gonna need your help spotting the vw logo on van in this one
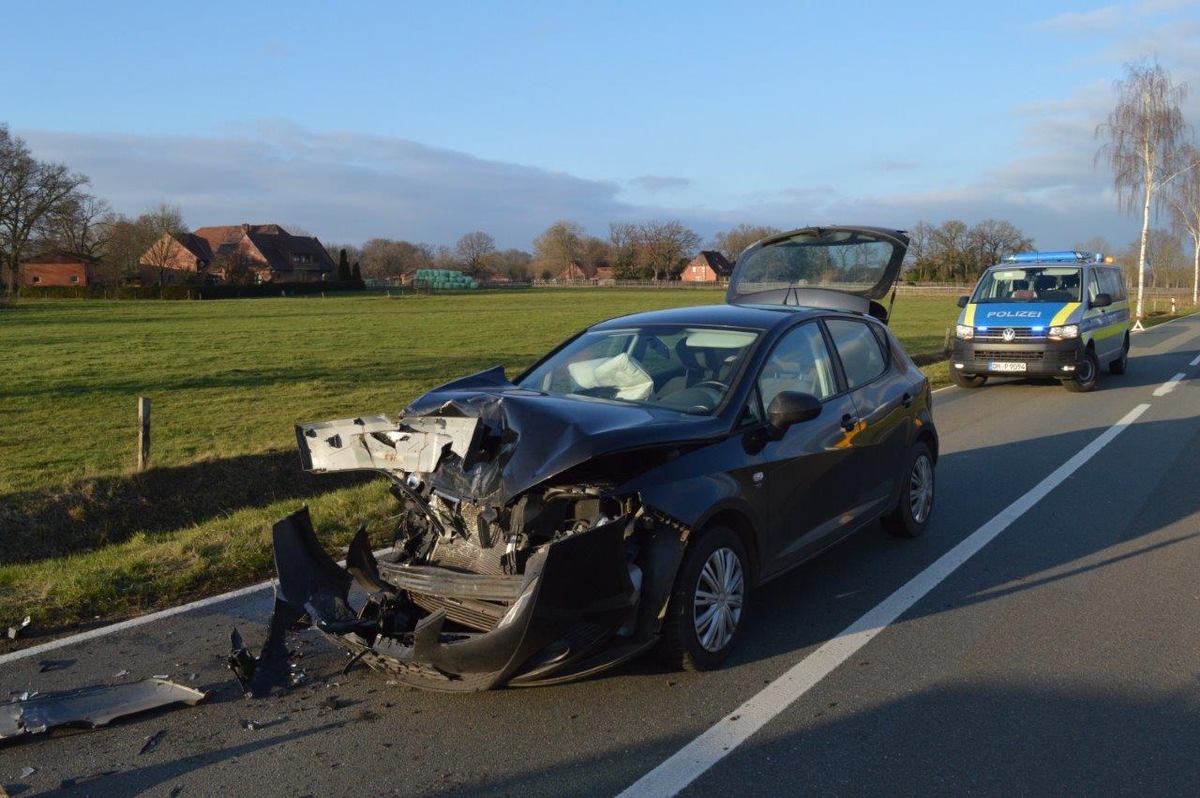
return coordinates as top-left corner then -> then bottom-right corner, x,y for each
1002,327 -> 1016,342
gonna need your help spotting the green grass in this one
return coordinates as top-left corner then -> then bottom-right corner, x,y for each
0,290 -> 959,643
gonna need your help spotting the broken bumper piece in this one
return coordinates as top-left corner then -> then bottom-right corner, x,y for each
0,679 -> 205,739
265,506 -> 648,692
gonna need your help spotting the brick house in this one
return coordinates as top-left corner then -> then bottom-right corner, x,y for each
22,251 -> 99,287
556,260 -> 614,283
138,224 -> 336,285
681,251 -> 733,283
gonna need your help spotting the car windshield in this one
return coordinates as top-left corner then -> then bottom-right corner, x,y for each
517,325 -> 760,415
972,267 -> 1082,303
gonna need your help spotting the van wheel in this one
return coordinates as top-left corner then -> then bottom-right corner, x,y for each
950,369 -> 987,389
657,526 -> 748,671
1063,348 -> 1099,392
882,441 -> 934,538
1109,335 -> 1129,375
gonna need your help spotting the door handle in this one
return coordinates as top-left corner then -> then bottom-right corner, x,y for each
901,392 -> 913,408
840,413 -> 858,432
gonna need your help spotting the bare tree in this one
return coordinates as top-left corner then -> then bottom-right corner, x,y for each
710,223 -> 782,263
360,238 -> 432,279
136,203 -> 189,285
455,231 -> 496,277
1096,60 -> 1194,321
638,220 -> 701,280
41,193 -> 111,258
534,220 -> 584,278
1168,143 -> 1200,303
0,124 -> 91,292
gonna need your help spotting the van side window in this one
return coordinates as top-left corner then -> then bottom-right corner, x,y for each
826,319 -> 887,389
1099,268 -> 1124,301
1087,271 -> 1102,304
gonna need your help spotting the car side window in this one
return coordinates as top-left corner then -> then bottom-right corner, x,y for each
755,323 -> 836,410
825,319 -> 887,390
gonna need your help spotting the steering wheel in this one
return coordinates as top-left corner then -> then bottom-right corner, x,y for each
691,380 -> 729,394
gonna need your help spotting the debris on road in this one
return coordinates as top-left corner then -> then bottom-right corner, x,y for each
139,729 -> 167,754
228,595 -> 306,698
6,616 -> 30,641
0,679 -> 205,740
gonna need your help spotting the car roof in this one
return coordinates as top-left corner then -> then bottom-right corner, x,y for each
589,301 -> 821,332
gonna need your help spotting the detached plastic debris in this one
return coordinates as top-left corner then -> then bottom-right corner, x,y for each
7,615 -> 31,640
0,679 -> 205,740
228,596 -> 307,698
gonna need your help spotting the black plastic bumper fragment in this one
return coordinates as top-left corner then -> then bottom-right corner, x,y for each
263,506 -> 640,691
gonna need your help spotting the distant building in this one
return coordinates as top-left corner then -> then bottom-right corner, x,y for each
557,259 -> 615,284
22,251 -> 99,287
682,251 -> 733,283
138,223 -> 336,285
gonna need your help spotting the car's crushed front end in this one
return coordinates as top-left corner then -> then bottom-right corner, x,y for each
242,371 -> 728,693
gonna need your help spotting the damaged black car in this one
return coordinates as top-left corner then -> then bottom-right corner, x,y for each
266,226 -> 937,691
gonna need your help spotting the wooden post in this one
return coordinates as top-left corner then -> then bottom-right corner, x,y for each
138,397 -> 151,471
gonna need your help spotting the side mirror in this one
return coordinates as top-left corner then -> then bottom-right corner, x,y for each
956,295 -> 970,308
1091,292 -> 1112,308
767,391 -> 822,435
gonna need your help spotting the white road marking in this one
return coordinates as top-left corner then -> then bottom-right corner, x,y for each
0,581 -> 273,667
619,403 -> 1151,798
1154,373 -> 1186,396
0,547 -> 391,667
1190,353 -> 1200,367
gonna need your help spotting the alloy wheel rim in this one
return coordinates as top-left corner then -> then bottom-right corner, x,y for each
909,455 -> 934,523
693,547 -> 744,652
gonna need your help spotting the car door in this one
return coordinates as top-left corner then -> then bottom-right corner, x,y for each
751,321 -> 862,577
823,317 -> 911,522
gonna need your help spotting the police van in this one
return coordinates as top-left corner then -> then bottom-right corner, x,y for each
951,251 -> 1130,392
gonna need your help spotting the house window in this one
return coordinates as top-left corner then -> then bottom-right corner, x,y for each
31,275 -> 41,284
70,275 -> 80,283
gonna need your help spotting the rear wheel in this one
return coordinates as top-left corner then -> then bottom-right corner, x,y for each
658,526 -> 748,671
949,368 -> 987,389
882,440 -> 935,538
1109,335 -> 1129,375
1063,348 -> 1099,392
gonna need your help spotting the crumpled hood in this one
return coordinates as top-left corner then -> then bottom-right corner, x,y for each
404,367 -> 729,504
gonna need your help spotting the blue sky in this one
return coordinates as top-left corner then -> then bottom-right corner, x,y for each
4,1 -> 1199,252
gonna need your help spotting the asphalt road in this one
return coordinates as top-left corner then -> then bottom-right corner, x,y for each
3,316 -> 1199,797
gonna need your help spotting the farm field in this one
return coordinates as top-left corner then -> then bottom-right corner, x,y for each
0,289 -> 961,642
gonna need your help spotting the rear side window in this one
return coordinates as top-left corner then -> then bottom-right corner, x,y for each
826,319 -> 887,389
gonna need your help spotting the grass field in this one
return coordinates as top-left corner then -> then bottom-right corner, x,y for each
0,289 -> 963,643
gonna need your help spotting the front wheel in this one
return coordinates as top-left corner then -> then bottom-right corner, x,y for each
949,368 -> 987,389
1063,348 -> 1099,392
882,440 -> 935,538
657,526 -> 748,671
1109,335 -> 1130,375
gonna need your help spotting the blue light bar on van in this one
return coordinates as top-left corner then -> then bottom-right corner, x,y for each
1003,251 -> 1098,263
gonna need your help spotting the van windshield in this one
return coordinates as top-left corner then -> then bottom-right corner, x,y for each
971,267 -> 1082,304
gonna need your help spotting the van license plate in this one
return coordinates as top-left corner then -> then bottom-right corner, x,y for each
989,362 -> 1026,373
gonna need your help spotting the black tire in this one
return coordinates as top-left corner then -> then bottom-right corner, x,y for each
882,440 -> 935,538
1109,335 -> 1130,375
657,526 -> 748,671
949,368 -> 987,389
1063,348 -> 1099,392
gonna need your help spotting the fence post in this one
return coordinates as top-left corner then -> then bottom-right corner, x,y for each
138,397 -> 151,471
